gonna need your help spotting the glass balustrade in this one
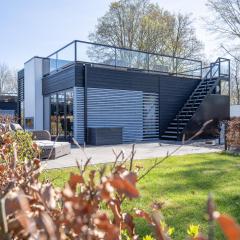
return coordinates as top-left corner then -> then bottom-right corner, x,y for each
45,40 -> 211,79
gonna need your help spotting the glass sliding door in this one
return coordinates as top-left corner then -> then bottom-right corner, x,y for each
50,94 -> 58,136
57,91 -> 65,137
66,90 -> 74,138
49,89 -> 74,140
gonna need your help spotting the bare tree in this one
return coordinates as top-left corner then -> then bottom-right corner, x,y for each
0,63 -> 17,94
230,57 -> 240,104
206,0 -> 240,104
167,14 -> 203,59
207,0 -> 240,41
89,0 -> 203,60
206,0 -> 240,58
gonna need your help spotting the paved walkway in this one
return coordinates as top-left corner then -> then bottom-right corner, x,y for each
43,140 -> 223,170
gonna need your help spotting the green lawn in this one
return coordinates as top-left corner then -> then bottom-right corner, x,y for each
42,152 -> 240,239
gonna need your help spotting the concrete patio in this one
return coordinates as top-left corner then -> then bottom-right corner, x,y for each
42,140 -> 223,170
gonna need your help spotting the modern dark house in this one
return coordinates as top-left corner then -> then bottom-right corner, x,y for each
17,40 -> 230,144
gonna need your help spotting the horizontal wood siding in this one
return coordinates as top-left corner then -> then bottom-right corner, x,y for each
87,88 -> 143,142
45,65 -> 200,141
159,76 -> 199,133
87,66 -> 159,93
42,65 -> 76,95
75,63 -> 84,87
73,87 -> 84,143
18,69 -> 24,80
85,66 -> 200,135
0,102 -> 17,111
17,70 -> 24,102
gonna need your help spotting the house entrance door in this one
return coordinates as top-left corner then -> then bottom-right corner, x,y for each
50,89 -> 73,140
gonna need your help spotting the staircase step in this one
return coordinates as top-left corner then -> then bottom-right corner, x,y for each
161,135 -> 178,140
198,86 -> 213,91
165,131 -> 178,135
191,94 -> 204,97
186,103 -> 202,107
200,81 -> 215,85
196,87 -> 212,92
188,99 -> 203,103
181,107 -> 196,110
173,118 -> 190,122
168,126 -> 184,131
192,91 -> 206,94
203,81 -> 215,85
199,82 -> 214,85
162,67 -> 220,141
182,107 -> 197,110
170,122 -> 187,126
202,81 -> 214,85
177,116 -> 193,120
193,92 -> 207,95
180,111 -> 195,114
190,96 -> 205,100
178,114 -> 193,118
201,78 -> 215,82
186,101 -> 201,104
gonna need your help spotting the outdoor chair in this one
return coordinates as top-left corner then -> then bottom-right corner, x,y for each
9,123 -> 71,160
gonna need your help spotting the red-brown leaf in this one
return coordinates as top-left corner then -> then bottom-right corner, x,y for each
68,173 -> 84,191
94,213 -> 119,240
216,213 -> 240,240
109,173 -> 139,198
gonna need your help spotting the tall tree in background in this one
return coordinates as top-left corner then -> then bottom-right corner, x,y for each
0,63 -> 17,94
89,0 -> 203,60
207,0 -> 240,104
231,58 -> 240,104
207,0 -> 240,42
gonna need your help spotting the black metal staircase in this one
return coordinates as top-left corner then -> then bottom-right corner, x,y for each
161,58 -> 230,141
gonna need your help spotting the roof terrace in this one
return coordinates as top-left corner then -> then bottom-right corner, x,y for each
45,40 -> 230,79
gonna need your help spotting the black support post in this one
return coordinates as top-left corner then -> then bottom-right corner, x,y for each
84,64 -> 88,144
158,78 -> 161,139
74,40 -> 77,61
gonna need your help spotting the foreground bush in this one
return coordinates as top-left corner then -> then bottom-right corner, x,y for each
226,117 -> 240,150
0,128 -> 240,239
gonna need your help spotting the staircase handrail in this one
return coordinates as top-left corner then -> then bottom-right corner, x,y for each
176,58 -> 222,139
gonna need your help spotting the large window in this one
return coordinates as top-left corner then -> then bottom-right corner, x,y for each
58,91 -> 65,137
50,89 -> 73,140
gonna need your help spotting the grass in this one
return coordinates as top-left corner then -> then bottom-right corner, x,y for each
42,152 -> 240,239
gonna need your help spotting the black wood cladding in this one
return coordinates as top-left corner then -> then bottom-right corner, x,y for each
17,69 -> 24,102
42,67 -> 74,94
84,66 -> 159,92
42,63 -> 200,134
159,77 -> 199,133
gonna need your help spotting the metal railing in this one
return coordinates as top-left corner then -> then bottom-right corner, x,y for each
176,57 -> 230,139
46,40 -> 203,78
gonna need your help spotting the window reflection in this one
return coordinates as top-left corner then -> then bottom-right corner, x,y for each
58,92 -> 65,137
50,89 -> 73,140
66,91 -> 73,137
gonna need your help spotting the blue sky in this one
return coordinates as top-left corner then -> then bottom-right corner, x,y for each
0,0 -> 220,69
